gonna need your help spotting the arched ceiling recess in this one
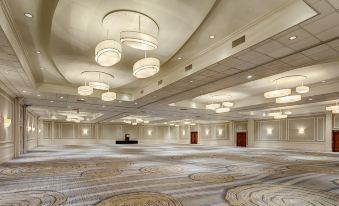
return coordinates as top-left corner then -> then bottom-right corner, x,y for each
49,0 -> 216,88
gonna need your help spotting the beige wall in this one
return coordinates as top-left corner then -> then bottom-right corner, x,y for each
38,121 -> 232,146
252,115 -> 330,152
0,89 -> 14,163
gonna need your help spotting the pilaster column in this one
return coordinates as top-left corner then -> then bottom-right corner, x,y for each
325,112 -> 333,152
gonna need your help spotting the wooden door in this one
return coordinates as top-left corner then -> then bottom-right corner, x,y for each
236,132 -> 247,147
191,132 -> 198,144
333,131 -> 339,152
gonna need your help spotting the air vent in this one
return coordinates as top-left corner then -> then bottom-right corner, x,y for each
232,35 -> 245,48
185,64 -> 193,71
158,80 -> 163,85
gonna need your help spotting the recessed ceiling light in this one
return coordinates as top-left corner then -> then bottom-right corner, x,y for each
118,100 -> 122,103
321,80 -> 326,83
189,80 -> 193,83
36,51 -> 41,54
308,98 -> 313,101
209,35 -> 215,39
49,100 -> 54,103
24,13 -> 33,18
247,75 -> 253,79
288,36 -> 297,40
134,102 -> 138,105
177,57 -> 182,60
22,90 -> 27,93
60,96 -> 64,99
37,94 -> 41,97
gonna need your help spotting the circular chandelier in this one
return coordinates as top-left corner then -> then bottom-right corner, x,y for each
133,57 -> 160,78
326,100 -> 339,114
268,109 -> 289,119
264,75 -> 310,104
78,71 -> 116,101
205,95 -> 234,113
101,10 -> 160,79
95,40 -> 122,67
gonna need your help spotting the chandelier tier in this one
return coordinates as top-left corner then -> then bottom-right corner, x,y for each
102,91 -> 117,101
326,100 -> 339,114
276,95 -> 301,104
264,75 -> 309,104
205,94 -> 234,113
264,89 -> 291,98
121,31 -> 158,50
216,107 -> 230,113
78,71 -> 116,101
89,82 -> 109,90
95,40 -> 122,67
78,85 -> 93,96
133,57 -> 160,78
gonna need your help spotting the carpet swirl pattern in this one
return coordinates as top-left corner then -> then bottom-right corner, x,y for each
0,144 -> 338,205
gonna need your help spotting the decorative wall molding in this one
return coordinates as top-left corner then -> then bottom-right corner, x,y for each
255,115 -> 325,143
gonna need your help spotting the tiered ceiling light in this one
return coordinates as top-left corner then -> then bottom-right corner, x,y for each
95,40 -> 122,67
264,75 -> 309,104
94,10 -> 160,81
326,100 -> 339,114
78,71 -> 116,102
268,109 -> 289,119
205,95 -> 234,113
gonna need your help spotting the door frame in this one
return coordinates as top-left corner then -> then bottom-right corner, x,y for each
236,132 -> 247,147
333,130 -> 339,152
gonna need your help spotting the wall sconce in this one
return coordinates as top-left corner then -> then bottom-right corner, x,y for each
205,129 -> 209,135
298,128 -> 305,134
147,130 -> 152,135
38,129 -> 41,133
28,126 -> 32,131
218,129 -> 223,135
32,127 -> 36,132
83,129 -> 88,135
4,118 -> 11,128
267,128 -> 273,135
182,130 -> 186,136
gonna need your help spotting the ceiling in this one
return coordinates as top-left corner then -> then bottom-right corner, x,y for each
1,0 -> 339,124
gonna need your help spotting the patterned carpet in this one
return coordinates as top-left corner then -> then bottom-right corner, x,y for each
0,144 -> 339,206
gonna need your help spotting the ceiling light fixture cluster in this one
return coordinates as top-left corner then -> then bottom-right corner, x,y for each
95,11 -> 160,79
123,118 -> 150,125
326,100 -> 339,114
206,95 -> 234,113
78,71 -> 117,101
268,109 -> 290,119
264,75 -> 309,104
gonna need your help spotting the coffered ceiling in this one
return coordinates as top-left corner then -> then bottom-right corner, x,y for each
1,0 -> 339,124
